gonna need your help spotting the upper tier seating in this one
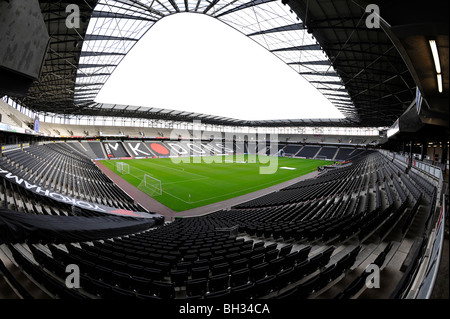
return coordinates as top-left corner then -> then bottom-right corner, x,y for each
297,146 -> 320,158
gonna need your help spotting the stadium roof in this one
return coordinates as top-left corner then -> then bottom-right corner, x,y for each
8,0 -> 448,129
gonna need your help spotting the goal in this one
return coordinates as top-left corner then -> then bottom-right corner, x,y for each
139,174 -> 162,196
116,162 -> 129,174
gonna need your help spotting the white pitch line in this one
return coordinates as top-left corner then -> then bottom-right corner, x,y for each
172,171 -> 311,204
138,160 -> 209,179
129,163 -> 210,185
163,177 -> 210,186
160,189 -> 192,204
116,157 -> 314,206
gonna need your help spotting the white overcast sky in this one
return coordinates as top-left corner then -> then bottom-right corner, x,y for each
95,13 -> 344,121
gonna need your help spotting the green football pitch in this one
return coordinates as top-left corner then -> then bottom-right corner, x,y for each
101,155 -> 332,212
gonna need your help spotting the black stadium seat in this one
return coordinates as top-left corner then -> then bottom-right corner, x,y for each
151,281 -> 175,299
211,262 -> 229,276
205,289 -> 231,299
275,267 -> 294,290
230,268 -> 250,287
230,282 -> 254,299
170,269 -> 189,286
279,244 -> 293,257
0,141 -> 440,302
253,275 -> 276,298
208,273 -> 229,292
186,278 -> 208,297
191,266 -> 210,280
250,262 -> 269,281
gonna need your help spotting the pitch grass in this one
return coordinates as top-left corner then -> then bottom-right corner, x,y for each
101,155 -> 332,212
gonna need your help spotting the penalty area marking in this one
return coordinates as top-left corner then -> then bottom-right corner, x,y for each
137,159 -> 209,179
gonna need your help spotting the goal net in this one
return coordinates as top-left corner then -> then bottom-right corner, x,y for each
138,174 -> 162,196
116,162 -> 129,174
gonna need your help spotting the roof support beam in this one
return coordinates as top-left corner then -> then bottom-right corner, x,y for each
84,34 -> 139,42
167,0 -> 180,12
271,44 -> 321,52
288,60 -> 331,66
81,51 -> 126,57
216,0 -> 276,18
91,10 -> 157,22
203,0 -> 220,14
247,23 -> 305,36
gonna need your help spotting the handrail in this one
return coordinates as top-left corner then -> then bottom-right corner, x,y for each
379,150 -> 446,299
414,195 -> 446,299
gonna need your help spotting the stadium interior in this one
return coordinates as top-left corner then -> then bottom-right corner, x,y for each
0,0 -> 448,307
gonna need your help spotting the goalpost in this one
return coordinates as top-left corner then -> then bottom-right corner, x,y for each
138,174 -> 162,196
116,162 -> 129,174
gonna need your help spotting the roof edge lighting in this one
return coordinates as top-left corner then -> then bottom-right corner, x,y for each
429,40 -> 441,73
429,39 -> 442,93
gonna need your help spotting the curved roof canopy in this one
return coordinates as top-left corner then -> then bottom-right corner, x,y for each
16,0 -> 425,128
75,0 -> 354,124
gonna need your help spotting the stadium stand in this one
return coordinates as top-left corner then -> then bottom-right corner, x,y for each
123,141 -> 153,158
1,145 -> 443,300
283,144 -> 303,156
86,141 -> 107,159
334,148 -> 355,161
296,145 -> 321,159
0,101 -> 177,139
0,100 -> 33,130
103,141 -> 130,158
316,147 -> 338,160
0,0 -> 447,305
65,141 -> 96,159
0,143 -> 145,213
27,121 -> 172,139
